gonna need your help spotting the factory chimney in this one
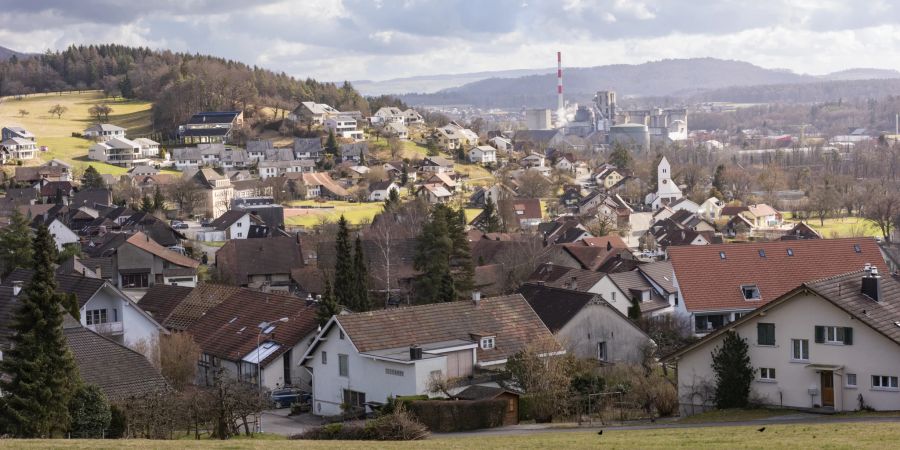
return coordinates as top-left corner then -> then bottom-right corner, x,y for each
557,51 -> 563,113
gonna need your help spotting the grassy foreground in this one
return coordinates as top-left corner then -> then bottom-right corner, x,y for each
0,91 -> 153,175
5,421 -> 900,449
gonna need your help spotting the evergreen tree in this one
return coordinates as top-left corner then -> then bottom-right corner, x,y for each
447,207 -> 474,297
68,384 -> 111,438
0,225 -> 81,437
479,198 -> 502,233
351,236 -> 371,312
400,164 -> 409,186
608,142 -> 633,170
140,195 -> 154,213
712,164 -> 727,194
332,216 -> 355,309
627,296 -> 641,320
325,130 -> 338,157
414,206 -> 453,304
316,278 -> 340,327
0,210 -> 34,277
81,166 -> 105,189
152,186 -> 165,212
118,74 -> 134,98
711,331 -> 754,409
384,188 -> 401,212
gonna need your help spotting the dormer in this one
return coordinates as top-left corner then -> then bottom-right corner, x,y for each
470,333 -> 496,350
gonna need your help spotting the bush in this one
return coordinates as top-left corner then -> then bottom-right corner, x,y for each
68,384 -> 112,438
107,404 -> 126,439
406,399 -> 506,432
653,383 -> 679,417
293,407 -> 428,441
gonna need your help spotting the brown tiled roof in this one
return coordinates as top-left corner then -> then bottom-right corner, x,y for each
138,284 -> 193,322
720,205 -> 748,216
291,266 -> 327,295
335,294 -> 561,364
126,232 -> 199,268
64,324 -> 169,402
301,172 -> 349,197
526,263 -> 606,291
668,238 -> 888,313
216,236 -> 304,285
163,283 -> 244,331
474,264 -> 507,296
186,289 -> 319,367
508,198 -> 542,220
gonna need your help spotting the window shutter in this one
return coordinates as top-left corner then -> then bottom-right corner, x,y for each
757,323 -> 765,345
768,324 -> 775,345
843,327 -> 853,345
814,326 -> 824,343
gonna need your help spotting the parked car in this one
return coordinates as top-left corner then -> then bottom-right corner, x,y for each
173,223 -> 189,230
170,220 -> 184,227
270,388 -> 309,409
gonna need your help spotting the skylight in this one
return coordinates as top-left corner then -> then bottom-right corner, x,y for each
741,284 -> 761,300
758,249 -> 766,258
719,251 -> 726,260
854,244 -> 862,253
786,248 -> 794,256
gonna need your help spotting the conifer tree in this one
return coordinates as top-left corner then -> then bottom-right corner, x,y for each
0,225 -> 80,437
414,206 -> 453,304
316,278 -> 340,327
479,197 -> 501,233
711,331 -> 754,409
447,207 -> 474,297
400,164 -> 409,186
325,130 -> 338,158
152,185 -> 165,212
81,166 -> 105,189
140,195 -> 154,213
351,236 -> 371,312
0,210 -> 34,277
332,215 -> 355,309
384,188 -> 401,212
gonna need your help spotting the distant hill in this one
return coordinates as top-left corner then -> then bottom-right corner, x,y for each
819,68 -> 900,81
689,78 -> 900,104
0,45 -> 31,61
353,67 -> 553,96
400,58 -> 819,107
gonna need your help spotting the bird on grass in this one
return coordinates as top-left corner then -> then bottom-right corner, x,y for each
597,430 -> 603,435
757,427 -> 766,432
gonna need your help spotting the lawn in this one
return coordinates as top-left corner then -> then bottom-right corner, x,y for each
0,90 -> 153,175
782,212 -> 882,239
7,421 -> 900,448
284,200 -> 386,228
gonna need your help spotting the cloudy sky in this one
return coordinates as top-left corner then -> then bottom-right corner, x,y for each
1,0 -> 900,82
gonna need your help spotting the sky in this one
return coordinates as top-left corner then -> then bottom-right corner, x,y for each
1,0 -> 900,82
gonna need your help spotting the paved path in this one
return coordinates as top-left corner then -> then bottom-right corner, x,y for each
257,409 -> 324,437
438,414 -> 900,438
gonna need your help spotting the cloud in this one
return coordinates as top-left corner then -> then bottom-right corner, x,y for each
0,0 -> 898,82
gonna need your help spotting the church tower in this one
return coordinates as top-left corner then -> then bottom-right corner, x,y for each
653,156 -> 682,209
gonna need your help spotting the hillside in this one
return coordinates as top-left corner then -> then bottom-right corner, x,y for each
0,45 -> 30,61
353,67 -> 553,95
0,91 -> 154,176
820,68 -> 900,81
689,78 -> 900,104
400,58 -> 817,107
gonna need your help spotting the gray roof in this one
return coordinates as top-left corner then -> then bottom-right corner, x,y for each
637,261 -> 675,294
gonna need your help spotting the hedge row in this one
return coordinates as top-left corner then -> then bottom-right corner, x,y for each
406,399 -> 507,432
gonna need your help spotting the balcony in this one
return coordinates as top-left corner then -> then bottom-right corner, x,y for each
87,321 -> 124,336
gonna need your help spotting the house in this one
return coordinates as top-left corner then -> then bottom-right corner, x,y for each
170,147 -> 202,169
187,288 -> 320,390
368,181 -> 400,202
468,184 -> 515,208
371,107 -> 404,124
106,232 -> 199,291
488,136 -> 512,153
215,236 -> 304,293
293,138 -> 323,160
88,137 -> 149,167
402,109 -> 423,125
645,157 -> 683,210
384,122 -> 409,140
666,268 -> 900,415
31,215 -> 78,251
72,188 -> 112,209
420,156 -> 454,173
538,217 -> 592,245
190,168 -> 233,219
128,165 -> 159,177
2,126 -> 35,142
435,122 -> 478,151
745,204 -> 783,228
178,111 -> 243,144
520,152 -> 545,169
539,235 -> 632,271
417,184 -> 453,204
425,172 -> 458,192
289,102 -> 339,125
668,238 -> 889,336
518,283 -> 653,364
63,318 -> 169,403
38,181 -> 75,204
340,142 -> 368,163
698,197 -> 725,221
301,294 -> 562,416
1,137 -> 37,160
206,210 -> 268,240
83,123 -> 126,141
526,263 -> 607,293
4,269 -> 166,348
592,270 -> 673,317
15,163 -> 70,184
297,172 -> 350,199
594,167 -> 626,190
782,222 -> 823,240
468,145 -> 498,164
258,159 -> 316,179
325,115 -> 364,140
133,137 -> 160,158
507,198 -> 543,229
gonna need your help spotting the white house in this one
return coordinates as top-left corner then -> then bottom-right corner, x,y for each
667,268 -> 900,415
645,156 -> 683,210
5,270 -> 166,349
301,294 -> 562,416
84,124 -> 126,142
1,137 -> 38,160
46,218 -> 79,251
489,136 -> 512,153
592,270 -> 673,317
468,145 -> 497,164
698,197 -> 725,221
325,115 -> 364,141
88,137 -> 149,168
384,122 -> 409,140
368,181 -> 399,202
133,137 -> 161,158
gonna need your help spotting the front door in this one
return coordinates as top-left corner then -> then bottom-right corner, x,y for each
821,371 -> 834,407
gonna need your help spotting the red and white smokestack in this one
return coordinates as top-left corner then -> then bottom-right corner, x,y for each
557,51 -> 563,113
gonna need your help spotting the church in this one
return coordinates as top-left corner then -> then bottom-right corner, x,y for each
645,156 -> 683,210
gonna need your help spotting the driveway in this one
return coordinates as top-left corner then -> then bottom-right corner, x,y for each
259,409 -> 324,437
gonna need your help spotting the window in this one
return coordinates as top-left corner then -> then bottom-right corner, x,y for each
872,375 -> 899,390
339,329 -> 345,340
846,373 -> 857,388
759,368 -> 776,381
791,339 -> 809,361
237,232 -> 243,238
719,251 -> 726,260
597,342 -> 608,362
385,368 -> 404,377
786,248 -> 794,256
338,354 -> 349,377
321,351 -> 327,365
757,323 -> 775,346
742,284 -> 761,300
758,249 -> 766,258
237,222 -> 243,227
853,244 -> 862,253
611,292 -> 616,302
85,309 -> 108,325
480,337 -> 495,350
343,389 -> 366,408
816,326 -> 853,345
121,272 -> 149,288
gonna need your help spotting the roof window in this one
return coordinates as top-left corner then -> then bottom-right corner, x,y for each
719,251 -> 726,260
853,244 -> 862,253
786,248 -> 793,256
741,284 -> 761,301
758,249 -> 766,258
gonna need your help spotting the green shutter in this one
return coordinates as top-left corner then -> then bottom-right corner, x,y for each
768,324 -> 775,345
814,326 -> 825,343
757,323 -> 764,345
843,327 -> 853,345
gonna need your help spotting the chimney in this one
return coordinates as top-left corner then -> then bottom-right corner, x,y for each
570,276 -> 578,290
472,290 -> 482,305
11,281 -> 23,297
409,345 -> 423,361
861,265 -> 882,302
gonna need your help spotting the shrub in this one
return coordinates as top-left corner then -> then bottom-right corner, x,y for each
653,383 -> 679,417
711,331 -> 754,409
68,384 -> 111,438
106,404 -> 126,439
293,407 -> 428,441
406,399 -> 507,432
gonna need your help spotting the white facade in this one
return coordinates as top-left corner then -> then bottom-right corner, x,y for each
47,219 -> 79,251
674,293 -> 900,415
647,156 -> 683,210
368,183 -> 399,202
81,284 -> 164,349
556,302 -> 653,364
225,213 -> 251,239
468,145 -> 497,164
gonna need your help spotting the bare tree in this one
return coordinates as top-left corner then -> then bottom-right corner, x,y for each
168,177 -> 204,217
17,109 -> 28,118
48,104 -> 68,119
862,180 -> 899,242
516,170 -> 552,198
159,332 -> 201,391
388,136 -> 402,159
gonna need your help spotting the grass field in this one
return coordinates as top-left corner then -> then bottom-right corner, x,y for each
284,200 -> 387,228
6,421 -> 900,448
0,91 -> 153,175
782,213 -> 882,239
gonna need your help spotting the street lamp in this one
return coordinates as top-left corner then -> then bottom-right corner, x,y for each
257,317 -> 288,433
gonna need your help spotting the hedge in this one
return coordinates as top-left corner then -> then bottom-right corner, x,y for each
406,399 -> 507,432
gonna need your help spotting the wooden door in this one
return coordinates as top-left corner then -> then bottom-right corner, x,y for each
821,371 -> 834,407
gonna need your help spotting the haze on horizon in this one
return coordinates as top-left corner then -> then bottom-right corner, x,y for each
1,0 -> 899,83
